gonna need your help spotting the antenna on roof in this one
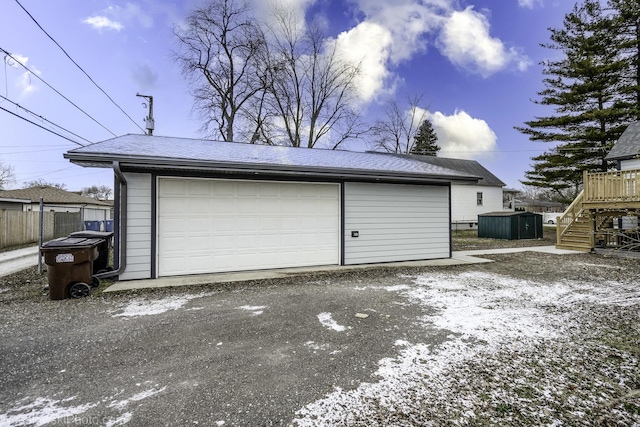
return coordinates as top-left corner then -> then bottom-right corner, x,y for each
136,93 -> 155,135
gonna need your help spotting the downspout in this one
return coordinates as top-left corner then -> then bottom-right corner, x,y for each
94,161 -> 127,280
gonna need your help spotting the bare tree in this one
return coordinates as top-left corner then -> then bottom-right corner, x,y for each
25,178 -> 67,190
81,185 -> 113,201
371,95 -> 429,154
0,162 -> 15,189
261,8 -> 363,148
173,0 -> 267,142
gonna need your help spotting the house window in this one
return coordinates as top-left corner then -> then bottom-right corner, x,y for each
477,192 -> 483,206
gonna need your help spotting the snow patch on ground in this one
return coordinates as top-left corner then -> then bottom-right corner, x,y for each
317,312 -> 350,332
305,341 -> 331,352
107,386 -> 166,410
0,396 -> 96,426
104,412 -> 132,427
114,293 -> 213,317
292,270 -> 639,426
237,305 -> 266,315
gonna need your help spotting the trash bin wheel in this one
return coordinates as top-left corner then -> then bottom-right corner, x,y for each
91,276 -> 100,288
69,282 -> 91,298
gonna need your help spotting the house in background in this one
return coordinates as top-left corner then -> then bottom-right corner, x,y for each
65,134 -> 479,281
0,197 -> 31,211
408,156 -> 506,230
0,186 -> 112,220
557,121 -> 640,251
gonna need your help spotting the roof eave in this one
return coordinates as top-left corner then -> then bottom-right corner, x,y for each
65,152 -> 480,184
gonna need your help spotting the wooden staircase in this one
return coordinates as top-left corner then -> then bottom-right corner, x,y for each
556,190 -> 593,252
556,169 -> 640,252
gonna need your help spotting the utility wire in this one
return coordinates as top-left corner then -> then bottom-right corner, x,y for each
14,0 -> 146,134
0,104 -> 85,146
0,94 -> 92,144
1,47 -> 116,137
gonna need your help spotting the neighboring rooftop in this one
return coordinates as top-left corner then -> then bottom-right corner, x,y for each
65,134 -> 480,184
605,121 -> 640,161
404,155 -> 505,187
0,186 -> 112,206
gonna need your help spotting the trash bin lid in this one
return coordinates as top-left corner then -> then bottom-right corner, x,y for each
68,230 -> 114,240
41,237 -> 104,249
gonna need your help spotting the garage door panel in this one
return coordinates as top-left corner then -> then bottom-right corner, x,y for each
158,179 -> 339,276
344,182 -> 449,264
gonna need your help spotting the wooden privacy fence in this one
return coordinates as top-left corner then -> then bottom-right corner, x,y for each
0,211 -> 55,249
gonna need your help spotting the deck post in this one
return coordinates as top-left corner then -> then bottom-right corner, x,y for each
583,170 -> 589,203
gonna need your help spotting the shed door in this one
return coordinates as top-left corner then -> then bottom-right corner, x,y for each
343,182 -> 450,264
157,178 -> 340,276
518,215 -> 536,239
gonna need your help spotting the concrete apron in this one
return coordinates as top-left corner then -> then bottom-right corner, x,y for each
103,246 -> 583,293
104,254 -> 491,293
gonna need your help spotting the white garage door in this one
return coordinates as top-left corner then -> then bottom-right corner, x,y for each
344,182 -> 450,264
157,178 -> 340,276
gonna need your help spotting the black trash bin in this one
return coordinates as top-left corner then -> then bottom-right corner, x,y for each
68,230 -> 114,274
41,237 -> 102,300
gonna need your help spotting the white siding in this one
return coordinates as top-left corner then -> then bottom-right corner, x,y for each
621,158 -> 640,170
120,173 -> 152,280
451,185 -> 503,222
344,182 -> 449,264
157,178 -> 340,276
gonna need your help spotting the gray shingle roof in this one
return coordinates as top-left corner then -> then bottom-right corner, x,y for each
0,186 -> 112,206
605,121 -> 640,161
65,134 -> 480,184
400,155 -> 505,187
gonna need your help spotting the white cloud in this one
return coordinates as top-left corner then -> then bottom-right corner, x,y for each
83,2 -> 154,32
4,54 -> 40,97
436,6 -> 530,77
106,3 -> 154,29
427,110 -> 498,159
353,0 -> 449,64
250,0 -> 316,34
518,0 -> 542,8
4,53 -> 29,69
83,16 -> 124,31
18,65 -> 41,97
332,21 -> 393,103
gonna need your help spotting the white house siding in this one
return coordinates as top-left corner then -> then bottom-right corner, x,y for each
343,182 -> 449,265
621,158 -> 640,170
120,173 -> 152,280
451,185 -> 503,223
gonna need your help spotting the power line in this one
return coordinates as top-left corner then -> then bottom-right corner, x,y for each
0,104 -> 85,146
1,47 -> 117,137
0,94 -> 92,144
14,0 -> 146,134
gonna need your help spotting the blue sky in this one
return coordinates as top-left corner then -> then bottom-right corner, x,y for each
0,0 -> 577,191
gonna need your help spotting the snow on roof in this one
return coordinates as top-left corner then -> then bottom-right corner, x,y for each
65,134 -> 479,184
605,121 -> 640,161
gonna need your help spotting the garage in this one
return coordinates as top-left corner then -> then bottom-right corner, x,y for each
65,134 -> 480,281
157,178 -> 340,276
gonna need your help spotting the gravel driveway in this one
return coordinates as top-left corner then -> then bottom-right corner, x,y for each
1,249 -> 639,426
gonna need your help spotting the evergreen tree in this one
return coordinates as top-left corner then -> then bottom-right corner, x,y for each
516,0 -> 635,201
608,0 -> 640,119
411,119 -> 440,156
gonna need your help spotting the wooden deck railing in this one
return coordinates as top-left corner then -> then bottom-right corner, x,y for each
557,189 -> 584,245
583,169 -> 640,203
